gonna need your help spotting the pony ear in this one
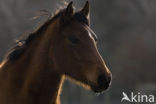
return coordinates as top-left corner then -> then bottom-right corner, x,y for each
61,1 -> 74,25
80,1 -> 90,18
64,1 -> 74,18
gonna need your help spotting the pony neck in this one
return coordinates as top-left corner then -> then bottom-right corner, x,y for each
0,19 -> 63,104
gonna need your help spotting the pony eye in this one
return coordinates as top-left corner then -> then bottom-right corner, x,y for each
68,37 -> 80,44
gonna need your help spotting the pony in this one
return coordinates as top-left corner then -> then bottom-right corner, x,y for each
0,1 -> 112,104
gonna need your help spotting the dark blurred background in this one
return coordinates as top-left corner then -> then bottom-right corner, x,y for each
0,0 -> 156,104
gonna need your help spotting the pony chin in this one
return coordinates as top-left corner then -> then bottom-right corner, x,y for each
64,75 -> 91,90
65,76 -> 105,95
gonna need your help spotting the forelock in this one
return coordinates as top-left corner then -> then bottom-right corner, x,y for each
72,12 -> 89,26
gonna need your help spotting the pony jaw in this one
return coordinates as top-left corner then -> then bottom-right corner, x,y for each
64,75 -> 91,90
64,75 -> 110,93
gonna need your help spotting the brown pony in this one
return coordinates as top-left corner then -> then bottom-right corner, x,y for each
0,1 -> 112,104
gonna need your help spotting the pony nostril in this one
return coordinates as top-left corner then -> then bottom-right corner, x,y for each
97,75 -> 106,87
97,75 -> 111,87
106,76 -> 111,85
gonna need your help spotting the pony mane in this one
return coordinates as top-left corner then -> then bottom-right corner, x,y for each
5,9 -> 89,62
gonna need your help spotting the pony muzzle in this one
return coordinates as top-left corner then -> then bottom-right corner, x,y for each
91,73 -> 112,93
